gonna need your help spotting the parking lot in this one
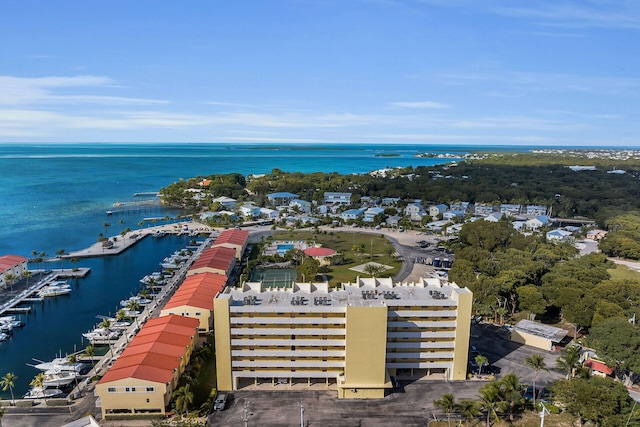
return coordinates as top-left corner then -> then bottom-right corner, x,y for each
208,321 -> 564,426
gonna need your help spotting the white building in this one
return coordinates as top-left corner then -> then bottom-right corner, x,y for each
324,192 -> 352,205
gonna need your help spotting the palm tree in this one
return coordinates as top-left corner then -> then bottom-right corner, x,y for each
115,309 -> 127,322
173,384 -> 194,416
457,400 -> 480,427
22,270 -> 32,287
499,373 -> 523,422
556,344 -> 581,379
475,354 -> 489,375
524,354 -> 549,408
99,318 -> 112,332
478,382 -> 504,427
103,222 -> 111,237
434,393 -> 456,427
29,373 -> 46,402
0,373 -> 17,405
66,354 -> 80,388
55,248 -> 65,270
85,345 -> 96,375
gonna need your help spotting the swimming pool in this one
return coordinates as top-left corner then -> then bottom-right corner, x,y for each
276,244 -> 295,255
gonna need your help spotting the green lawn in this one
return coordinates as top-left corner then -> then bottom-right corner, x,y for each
608,264 -> 640,281
270,230 -> 401,286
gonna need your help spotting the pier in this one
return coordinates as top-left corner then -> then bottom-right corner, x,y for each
0,269 -> 91,318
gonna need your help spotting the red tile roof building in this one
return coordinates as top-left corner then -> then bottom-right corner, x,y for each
211,229 -> 249,260
187,246 -> 236,277
160,272 -> 227,332
96,315 -> 200,419
0,254 -> 28,289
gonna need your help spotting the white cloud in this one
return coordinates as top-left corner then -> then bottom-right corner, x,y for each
391,101 -> 450,109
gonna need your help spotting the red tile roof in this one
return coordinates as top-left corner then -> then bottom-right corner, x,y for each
304,247 -> 336,257
585,359 -> 614,375
98,315 -> 198,385
189,247 -> 235,274
0,255 -> 28,273
214,229 -> 249,247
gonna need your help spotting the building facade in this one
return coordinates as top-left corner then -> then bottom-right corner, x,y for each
214,277 -> 472,399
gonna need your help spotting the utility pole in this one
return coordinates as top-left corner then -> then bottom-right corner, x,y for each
539,402 -> 550,427
299,401 -> 305,427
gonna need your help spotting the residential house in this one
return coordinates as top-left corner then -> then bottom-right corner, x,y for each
526,215 -> 550,230
546,229 -> 573,241
239,203 -> 261,218
586,229 -> 608,240
442,210 -> 465,220
385,215 -> 401,227
267,192 -> 299,206
341,209 -> 364,221
404,203 -> 426,221
526,205 -> 547,218
290,199 -> 312,214
429,204 -> 448,218
474,203 -> 495,216
324,192 -> 352,205
260,208 -> 279,219
483,213 -> 504,223
212,196 -> 238,210
500,204 -> 521,217
449,202 -> 470,213
363,207 -> 385,223
381,197 -> 400,206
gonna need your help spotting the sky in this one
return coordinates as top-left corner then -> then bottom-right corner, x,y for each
1,0 -> 639,146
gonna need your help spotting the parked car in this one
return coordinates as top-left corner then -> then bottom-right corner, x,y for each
524,385 -> 536,401
213,392 -> 228,411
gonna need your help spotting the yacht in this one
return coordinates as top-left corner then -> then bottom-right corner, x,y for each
24,387 -> 64,399
30,357 -> 84,373
0,332 -> 9,342
38,281 -> 71,297
120,296 -> 153,307
42,370 -> 80,387
82,327 -> 122,341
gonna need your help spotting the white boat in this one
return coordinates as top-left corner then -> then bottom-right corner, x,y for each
24,387 -> 64,399
42,371 -> 80,387
38,281 -> 72,297
120,296 -> 153,307
152,230 -> 165,237
30,357 -> 84,373
140,272 -> 165,286
0,332 -> 9,341
82,327 -> 122,341
95,316 -> 132,330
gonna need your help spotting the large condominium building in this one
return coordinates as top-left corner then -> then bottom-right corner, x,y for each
214,277 -> 472,399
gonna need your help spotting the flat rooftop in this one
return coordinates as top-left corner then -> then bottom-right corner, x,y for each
220,276 -> 469,309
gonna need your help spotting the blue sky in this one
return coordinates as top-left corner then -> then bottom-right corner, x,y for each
1,0 -> 639,146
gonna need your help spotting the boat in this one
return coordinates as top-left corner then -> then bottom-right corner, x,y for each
120,296 -> 153,307
0,332 -> 9,342
152,230 -> 165,238
82,327 -> 122,341
24,387 -> 64,399
37,281 -> 72,297
42,370 -> 80,387
140,272 -> 165,286
30,357 -> 85,373
95,316 -> 132,330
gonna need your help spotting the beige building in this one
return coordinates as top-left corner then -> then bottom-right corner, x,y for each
212,228 -> 249,260
510,319 -> 568,351
96,315 -> 200,419
0,254 -> 28,289
214,277 -> 472,399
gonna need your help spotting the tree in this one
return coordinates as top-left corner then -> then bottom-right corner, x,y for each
21,270 -> 32,288
85,345 -> 96,375
474,354 -> 489,375
383,244 -> 395,262
103,222 -> 111,236
173,384 -> 194,416
296,258 -> 319,282
524,354 -> 548,408
29,373 -> 45,402
457,400 -> 480,427
586,317 -> 640,386
550,376 -> 636,426
556,344 -> 581,379
434,393 -> 456,427
516,285 -> 546,320
499,373 -> 524,422
478,382 -> 505,427
0,373 -> 17,405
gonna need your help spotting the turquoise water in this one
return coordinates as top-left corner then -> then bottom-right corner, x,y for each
276,244 -> 295,255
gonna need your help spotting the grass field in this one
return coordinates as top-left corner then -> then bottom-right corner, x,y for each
608,264 -> 640,281
270,230 -> 401,286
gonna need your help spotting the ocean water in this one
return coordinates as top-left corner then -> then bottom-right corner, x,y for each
0,142 -> 502,397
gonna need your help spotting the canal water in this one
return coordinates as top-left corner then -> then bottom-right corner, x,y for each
0,234 -> 193,398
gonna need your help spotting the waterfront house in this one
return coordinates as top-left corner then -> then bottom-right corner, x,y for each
96,315 -> 200,419
160,272 -> 227,333
526,215 -> 550,230
324,192 -> 352,205
267,192 -> 298,206
0,254 -> 28,289
211,228 -> 249,260
212,196 -> 238,210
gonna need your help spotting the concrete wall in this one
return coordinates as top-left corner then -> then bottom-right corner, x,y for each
214,296 -> 233,391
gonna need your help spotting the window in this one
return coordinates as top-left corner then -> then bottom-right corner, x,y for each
146,387 -> 155,392
108,387 -> 116,393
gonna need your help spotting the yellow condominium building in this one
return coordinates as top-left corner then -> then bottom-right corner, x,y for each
214,277 -> 472,399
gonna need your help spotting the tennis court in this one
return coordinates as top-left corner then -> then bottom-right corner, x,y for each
250,268 -> 298,288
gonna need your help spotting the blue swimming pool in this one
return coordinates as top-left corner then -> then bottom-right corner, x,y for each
276,244 -> 295,255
